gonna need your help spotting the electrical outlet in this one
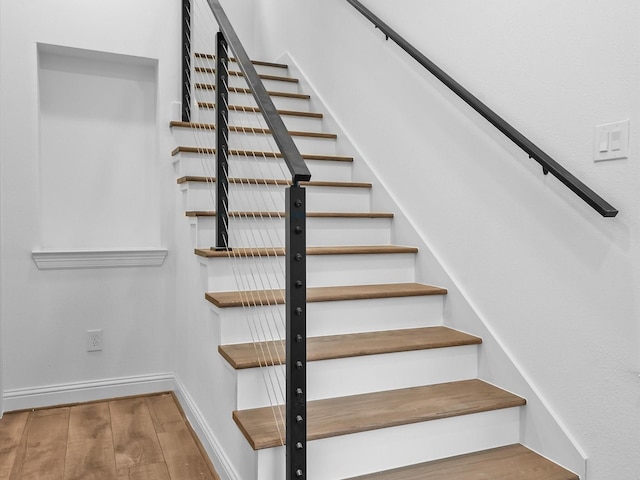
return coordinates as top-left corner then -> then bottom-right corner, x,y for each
87,329 -> 103,352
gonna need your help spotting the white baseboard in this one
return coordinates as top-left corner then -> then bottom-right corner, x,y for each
174,377 -> 240,480
2,372 -> 175,412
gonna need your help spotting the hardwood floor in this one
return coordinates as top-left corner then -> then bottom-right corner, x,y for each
0,393 -> 219,480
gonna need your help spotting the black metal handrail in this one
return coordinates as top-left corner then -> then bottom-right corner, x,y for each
206,0 -> 311,185
346,0 -> 618,218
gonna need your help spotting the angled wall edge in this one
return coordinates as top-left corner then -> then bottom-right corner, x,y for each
31,249 -> 169,270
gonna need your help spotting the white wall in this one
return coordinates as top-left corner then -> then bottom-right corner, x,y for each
0,0 -> 182,409
0,0 -> 4,415
195,0 -> 257,57
253,1 -> 640,478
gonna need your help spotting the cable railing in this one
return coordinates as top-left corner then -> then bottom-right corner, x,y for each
182,1 -> 310,478
346,0 -> 618,218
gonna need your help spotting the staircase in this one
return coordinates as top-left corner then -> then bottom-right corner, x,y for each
170,54 -> 579,479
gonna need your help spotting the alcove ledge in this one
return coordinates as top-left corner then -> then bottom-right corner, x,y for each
32,248 -> 168,270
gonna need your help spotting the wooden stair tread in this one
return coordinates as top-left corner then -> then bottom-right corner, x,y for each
194,83 -> 309,99
186,211 -> 393,219
233,379 -> 525,450
169,121 -> 336,139
194,66 -> 298,83
345,444 -> 578,480
198,102 -> 324,119
219,326 -> 481,369
194,245 -> 417,258
194,53 -> 288,69
171,146 -> 352,162
206,282 -> 446,308
177,176 -> 371,189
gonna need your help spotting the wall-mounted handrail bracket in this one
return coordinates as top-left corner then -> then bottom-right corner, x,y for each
346,0 -> 618,218
374,25 -> 389,41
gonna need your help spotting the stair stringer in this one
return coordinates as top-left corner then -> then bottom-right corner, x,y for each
172,193 -> 259,480
275,51 -> 588,479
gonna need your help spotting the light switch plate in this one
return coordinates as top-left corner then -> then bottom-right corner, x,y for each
594,120 -> 630,162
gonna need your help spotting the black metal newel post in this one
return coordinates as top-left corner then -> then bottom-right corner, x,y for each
286,184 -> 307,480
181,0 -> 191,122
215,31 -> 230,250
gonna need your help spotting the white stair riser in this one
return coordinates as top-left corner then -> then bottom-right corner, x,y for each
194,108 -> 322,132
256,408 -> 522,480
195,89 -> 310,111
171,128 -> 336,156
192,216 -> 392,249
194,72 -> 300,94
234,345 -> 479,410
194,57 -> 289,77
214,295 -> 444,345
180,182 -> 371,213
199,252 -> 414,291
173,152 -> 353,183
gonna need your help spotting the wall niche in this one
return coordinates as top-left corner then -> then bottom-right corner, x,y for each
38,44 -> 159,250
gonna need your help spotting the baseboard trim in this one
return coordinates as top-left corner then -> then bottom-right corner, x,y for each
3,373 -> 175,412
174,377 -> 240,480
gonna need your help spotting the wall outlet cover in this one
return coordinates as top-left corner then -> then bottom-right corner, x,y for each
87,329 -> 103,352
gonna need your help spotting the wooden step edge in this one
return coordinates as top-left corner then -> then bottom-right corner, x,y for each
351,445 -> 578,480
186,211 -> 394,219
197,102 -> 324,119
194,66 -> 299,83
345,444 -> 579,480
177,176 -> 371,189
206,282 -> 445,308
169,121 -> 337,139
194,245 -> 417,258
194,53 -> 288,69
194,83 -> 310,100
232,379 -> 525,450
171,146 -> 353,162
219,326 -> 482,370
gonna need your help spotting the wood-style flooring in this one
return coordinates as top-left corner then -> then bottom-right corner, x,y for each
0,392 -> 219,480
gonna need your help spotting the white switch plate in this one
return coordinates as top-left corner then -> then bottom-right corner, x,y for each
594,120 -> 630,161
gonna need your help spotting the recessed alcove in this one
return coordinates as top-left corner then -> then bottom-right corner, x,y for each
37,44 -> 159,251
